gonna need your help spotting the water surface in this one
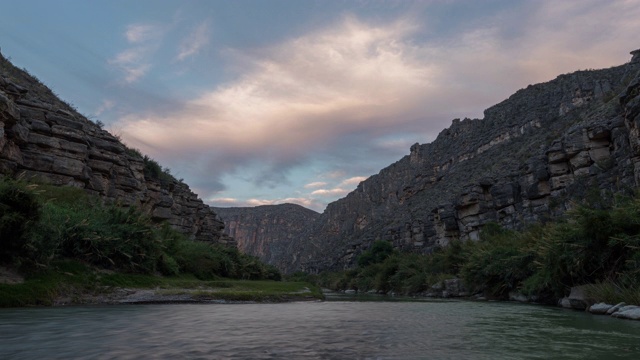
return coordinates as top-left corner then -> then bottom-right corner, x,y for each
1,300 -> 639,359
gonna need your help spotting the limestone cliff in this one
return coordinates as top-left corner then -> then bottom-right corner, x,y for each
0,51 -> 233,246
214,204 -> 320,270
242,50 -> 640,273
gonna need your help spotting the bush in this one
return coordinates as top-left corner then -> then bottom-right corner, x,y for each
143,156 -> 175,188
357,240 -> 396,267
0,178 -> 281,281
29,202 -> 162,273
320,192 -> 640,304
0,178 -> 41,262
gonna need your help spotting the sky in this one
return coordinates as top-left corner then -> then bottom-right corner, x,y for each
1,0 -> 639,212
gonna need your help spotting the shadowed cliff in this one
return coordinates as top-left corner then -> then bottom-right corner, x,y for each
0,51 -> 234,247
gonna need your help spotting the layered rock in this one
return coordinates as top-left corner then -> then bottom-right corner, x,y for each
282,51 -> 640,273
0,51 -> 233,246
214,204 -> 320,270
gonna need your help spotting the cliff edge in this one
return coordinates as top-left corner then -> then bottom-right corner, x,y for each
0,51 -> 234,247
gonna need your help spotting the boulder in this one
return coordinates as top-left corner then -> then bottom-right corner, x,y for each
611,305 -> 640,320
588,303 -> 613,315
559,297 -> 572,309
566,285 -> 594,310
606,302 -> 627,315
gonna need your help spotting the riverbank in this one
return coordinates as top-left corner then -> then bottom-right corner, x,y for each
326,282 -> 640,321
0,262 -> 323,307
57,285 -> 322,306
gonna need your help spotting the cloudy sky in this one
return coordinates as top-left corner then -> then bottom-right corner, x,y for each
1,0 -> 639,212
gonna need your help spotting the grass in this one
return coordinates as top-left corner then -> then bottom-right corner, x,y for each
0,260 -> 322,307
583,282 -> 640,305
1,177 -> 288,307
156,280 -> 323,302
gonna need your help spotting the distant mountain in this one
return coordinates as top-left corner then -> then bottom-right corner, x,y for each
222,50 -> 640,274
214,204 -> 320,270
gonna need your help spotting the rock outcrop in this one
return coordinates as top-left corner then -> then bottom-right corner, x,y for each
273,50 -> 640,273
214,204 -> 320,270
0,51 -> 233,246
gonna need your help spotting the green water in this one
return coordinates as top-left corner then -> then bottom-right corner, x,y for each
1,300 -> 638,359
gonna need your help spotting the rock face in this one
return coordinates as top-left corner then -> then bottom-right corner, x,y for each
214,204 -> 320,270
0,51 -> 233,246
275,50 -> 640,273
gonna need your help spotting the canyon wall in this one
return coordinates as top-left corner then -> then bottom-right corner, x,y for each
224,50 -> 640,273
213,204 -> 320,270
0,51 -> 234,247
286,51 -> 640,273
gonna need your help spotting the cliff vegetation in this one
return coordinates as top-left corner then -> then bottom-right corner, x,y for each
316,189 -> 640,306
0,177 -> 287,307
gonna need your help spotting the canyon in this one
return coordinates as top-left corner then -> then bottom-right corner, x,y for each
217,50 -> 640,273
4,48 -> 640,275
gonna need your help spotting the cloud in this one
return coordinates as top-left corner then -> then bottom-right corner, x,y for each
304,182 -> 328,189
176,21 -> 210,61
119,15 -> 433,186
126,24 -> 158,43
117,1 -> 640,210
340,176 -> 368,187
209,197 -> 239,206
310,188 -> 349,197
95,99 -> 115,116
108,23 -> 163,84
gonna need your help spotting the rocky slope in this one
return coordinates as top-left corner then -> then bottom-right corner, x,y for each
0,51 -> 233,246
283,50 -> 640,273
219,50 -> 640,273
214,204 -> 320,269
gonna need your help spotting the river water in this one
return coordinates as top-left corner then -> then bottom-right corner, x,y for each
1,299 -> 639,359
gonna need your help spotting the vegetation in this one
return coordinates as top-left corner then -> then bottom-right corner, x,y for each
318,192 -> 640,305
142,155 -> 178,188
0,177 -> 291,307
0,260 -> 319,307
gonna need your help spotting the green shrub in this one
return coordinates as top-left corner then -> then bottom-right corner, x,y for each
143,156 -> 175,188
357,240 -> 396,267
0,178 -> 41,262
0,177 -> 281,283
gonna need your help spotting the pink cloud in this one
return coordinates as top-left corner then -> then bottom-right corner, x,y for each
340,176 -> 368,187
311,188 -> 349,197
304,181 -> 328,189
115,2 -> 640,210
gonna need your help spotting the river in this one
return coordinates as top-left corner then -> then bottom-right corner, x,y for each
1,299 -> 639,359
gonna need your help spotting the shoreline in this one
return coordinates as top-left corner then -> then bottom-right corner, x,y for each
324,288 -> 640,321
51,286 -> 323,307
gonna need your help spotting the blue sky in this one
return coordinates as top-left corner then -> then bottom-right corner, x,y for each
1,0 -> 639,212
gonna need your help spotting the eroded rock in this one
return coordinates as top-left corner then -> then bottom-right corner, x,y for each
0,51 -> 231,247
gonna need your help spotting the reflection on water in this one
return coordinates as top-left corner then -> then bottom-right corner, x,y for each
1,299 -> 639,359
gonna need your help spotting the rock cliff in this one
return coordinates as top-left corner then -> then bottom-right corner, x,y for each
0,51 -> 233,246
283,50 -> 640,273
214,204 -> 320,270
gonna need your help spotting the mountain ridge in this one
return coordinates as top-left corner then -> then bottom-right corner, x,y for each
217,49 -> 640,273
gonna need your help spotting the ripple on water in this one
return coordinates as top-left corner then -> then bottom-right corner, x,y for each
1,301 -> 640,359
